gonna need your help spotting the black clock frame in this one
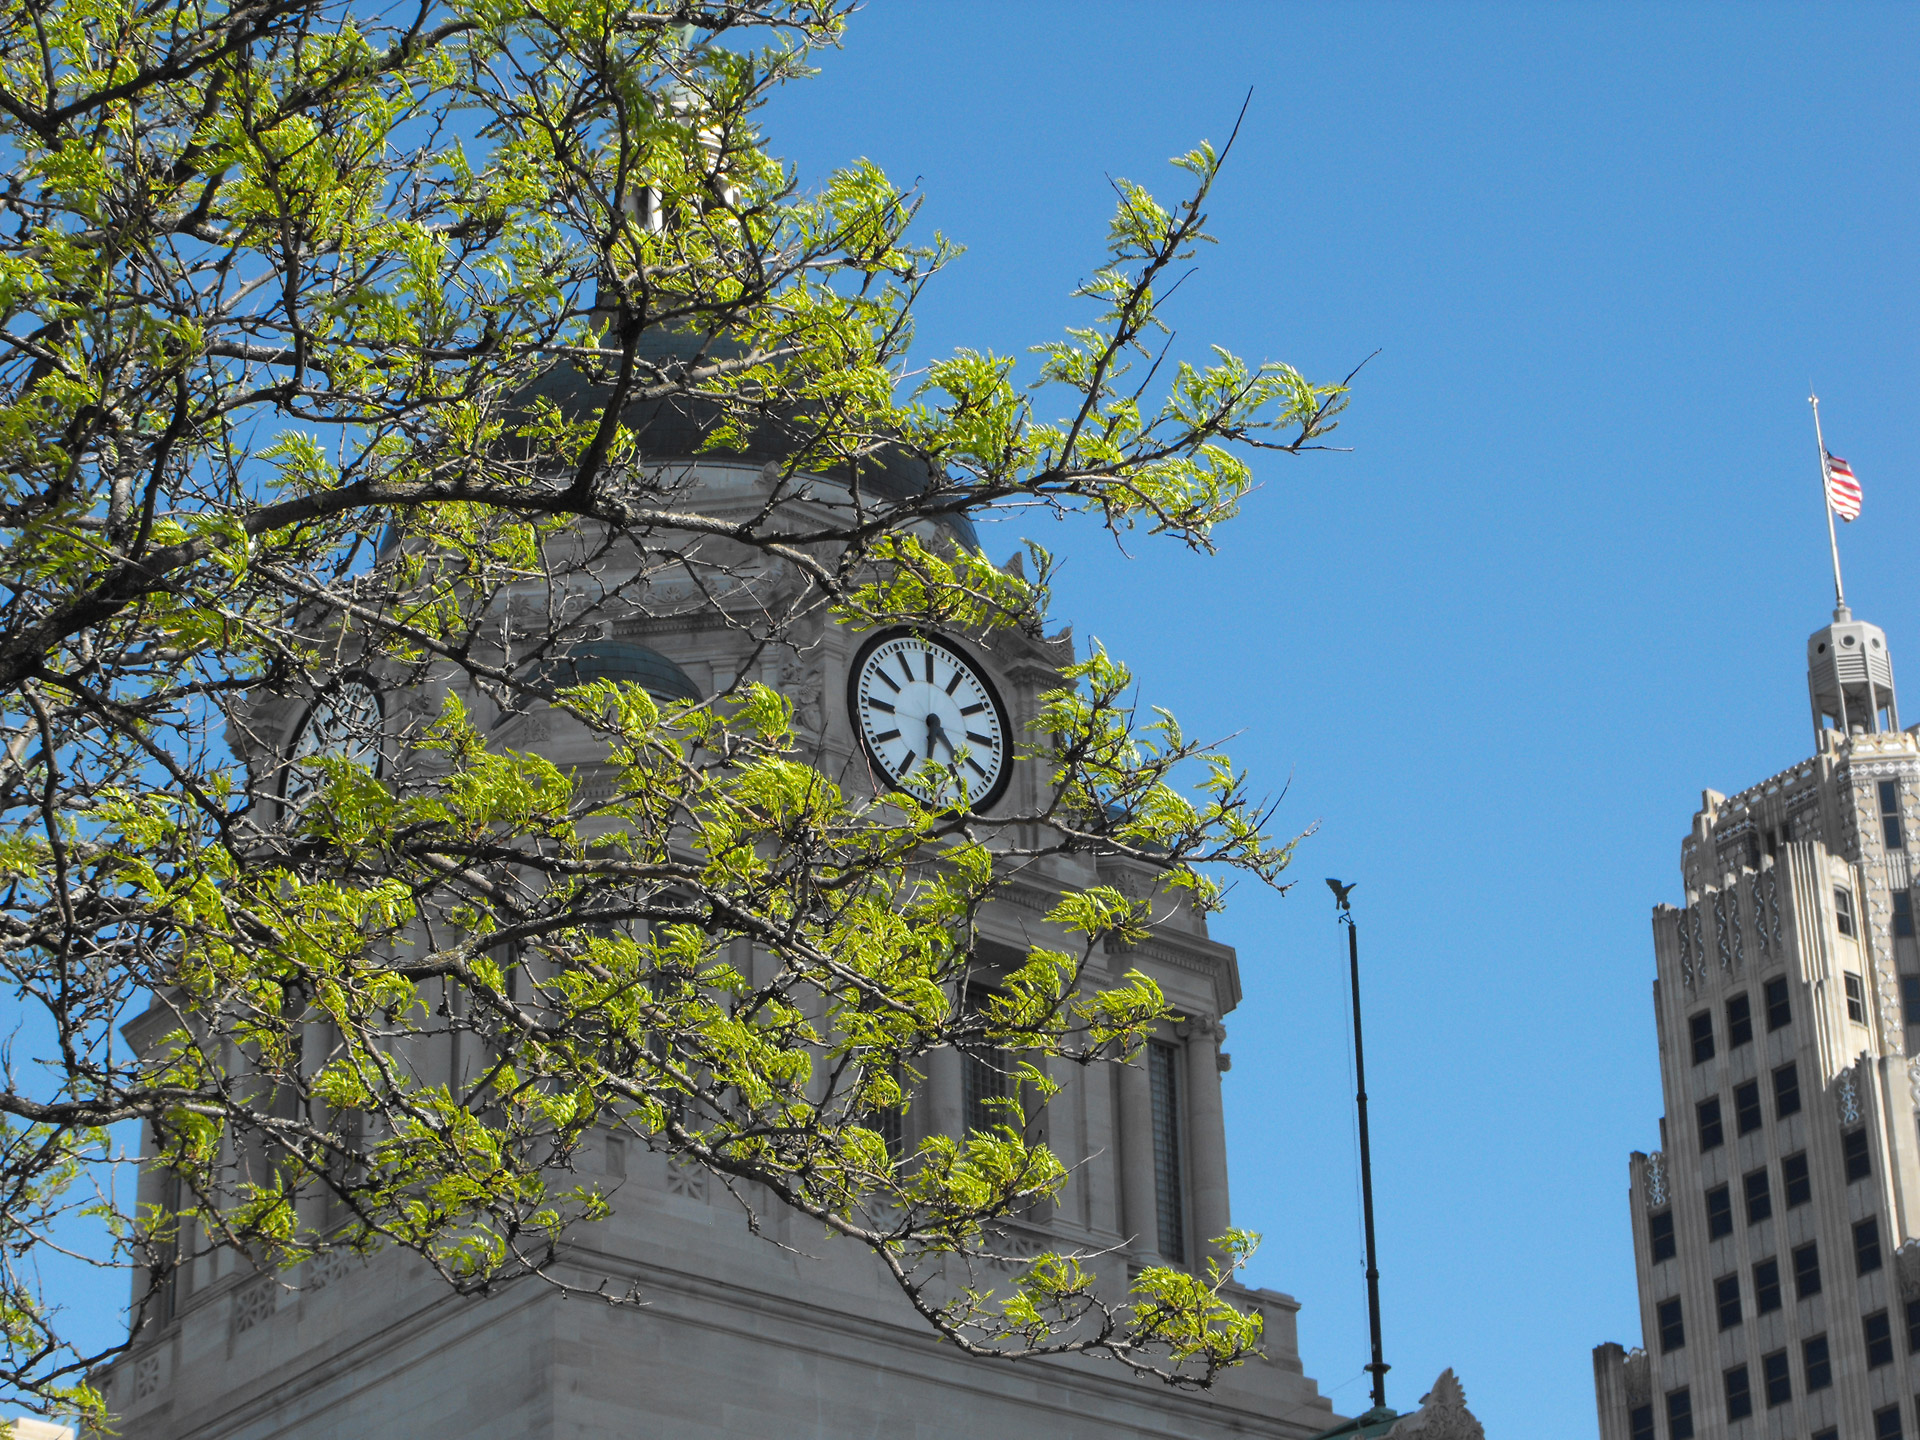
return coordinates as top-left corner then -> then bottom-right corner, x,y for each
280,673 -> 387,798
845,627 -> 1013,812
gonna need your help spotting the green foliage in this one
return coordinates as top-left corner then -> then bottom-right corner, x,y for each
0,0 -> 1342,1425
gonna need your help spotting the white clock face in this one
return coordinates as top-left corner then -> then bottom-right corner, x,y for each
283,679 -> 383,800
849,632 -> 1010,808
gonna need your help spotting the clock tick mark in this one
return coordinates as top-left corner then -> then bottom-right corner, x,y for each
958,703 -> 985,716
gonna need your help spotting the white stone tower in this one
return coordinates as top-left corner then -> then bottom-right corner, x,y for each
1596,603 -> 1920,1440
94,431 -> 1340,1438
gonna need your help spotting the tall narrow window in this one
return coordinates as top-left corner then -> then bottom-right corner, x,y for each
1792,1241 -> 1822,1298
1743,1167 -> 1771,1224
1875,1405 -> 1905,1440
1666,1387 -> 1694,1440
1705,1184 -> 1733,1239
1733,1081 -> 1762,1135
1689,1011 -> 1715,1064
1909,1296 -> 1920,1353
1752,1257 -> 1781,1313
1657,1296 -> 1685,1351
1697,1096 -> 1724,1151
1148,1041 -> 1185,1264
1725,993 -> 1753,1048
1904,974 -> 1920,1023
1803,1333 -> 1832,1391
1845,1126 -> 1872,1182
1838,886 -> 1859,938
1846,971 -> 1867,1021
1899,892 -> 1917,939
1774,1063 -> 1801,1119
1782,1151 -> 1811,1206
1865,1309 -> 1894,1368
1764,975 -> 1792,1030
1882,780 -> 1905,850
963,988 -> 1014,1136
1856,1215 -> 1884,1274
1628,1405 -> 1653,1440
1715,1273 -> 1742,1330
1760,1349 -> 1791,1407
1648,1209 -> 1676,1262
1722,1365 -> 1752,1422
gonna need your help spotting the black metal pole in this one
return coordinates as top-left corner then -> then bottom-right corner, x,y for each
1327,878 -> 1389,1415
1347,915 -> 1389,1412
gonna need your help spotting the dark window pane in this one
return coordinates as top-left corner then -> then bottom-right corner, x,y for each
1690,1010 -> 1715,1064
1657,1297 -> 1685,1352
1804,1333 -> 1831,1391
1884,780 -> 1906,851
1908,1296 -> 1920,1352
1899,893 -> 1917,939
1839,887 -> 1859,938
1706,1185 -> 1733,1239
1877,1405 -> 1905,1440
1783,1151 -> 1811,1206
1847,969 -> 1867,1018
1697,1097 -> 1724,1151
1649,1209 -> 1676,1263
1147,1041 -> 1184,1263
1765,976 -> 1792,1030
1905,974 -> 1920,1023
1857,1215 -> 1884,1274
1814,1431 -> 1837,1440
1793,1241 -> 1822,1299
1666,1387 -> 1694,1440
1734,1081 -> 1762,1135
1744,1168 -> 1772,1224
1726,993 -> 1753,1048
1846,1125 -> 1873,1182
1628,1404 -> 1653,1440
1775,1064 -> 1802,1119
1752,1258 -> 1781,1313
1722,1365 -> 1752,1422
1715,1273 -> 1742,1330
1761,1349 -> 1791,1407
1866,1309 -> 1894,1367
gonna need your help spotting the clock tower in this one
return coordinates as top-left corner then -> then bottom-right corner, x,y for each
99,364 -> 1345,1439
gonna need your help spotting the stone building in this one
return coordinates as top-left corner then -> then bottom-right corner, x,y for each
1596,601 -> 1920,1440
92,366 -> 1346,1438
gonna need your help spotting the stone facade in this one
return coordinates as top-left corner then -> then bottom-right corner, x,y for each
1597,608 -> 1920,1440
94,456 -> 1339,1438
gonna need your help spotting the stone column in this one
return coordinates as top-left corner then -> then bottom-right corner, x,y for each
1117,1056 -> 1161,1265
926,1044 -> 964,1140
1185,1022 -> 1232,1267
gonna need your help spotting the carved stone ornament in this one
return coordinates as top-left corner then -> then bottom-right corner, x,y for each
1384,1369 -> 1486,1440
1675,909 -> 1694,989
1837,1066 -> 1863,1126
1895,1239 -> 1920,1303
1644,1151 -> 1668,1208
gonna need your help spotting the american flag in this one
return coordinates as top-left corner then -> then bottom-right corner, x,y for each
1825,451 -> 1862,522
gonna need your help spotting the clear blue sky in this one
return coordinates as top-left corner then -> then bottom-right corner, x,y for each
770,4 -> 1920,1433
47,6 -> 1920,1434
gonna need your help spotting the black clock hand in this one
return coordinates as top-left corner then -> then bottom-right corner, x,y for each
927,712 -> 954,758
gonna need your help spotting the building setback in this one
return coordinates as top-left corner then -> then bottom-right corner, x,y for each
1597,602 -> 1920,1440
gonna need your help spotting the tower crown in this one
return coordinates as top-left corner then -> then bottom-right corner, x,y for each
1807,608 -> 1898,735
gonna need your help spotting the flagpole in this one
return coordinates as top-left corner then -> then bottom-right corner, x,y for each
1811,392 -> 1848,619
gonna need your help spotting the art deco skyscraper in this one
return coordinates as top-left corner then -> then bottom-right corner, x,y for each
1597,602 -> 1920,1440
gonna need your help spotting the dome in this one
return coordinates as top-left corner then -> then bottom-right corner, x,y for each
533,639 -> 701,704
517,329 -> 983,552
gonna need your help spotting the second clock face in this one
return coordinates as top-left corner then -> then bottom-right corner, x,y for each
282,678 -> 384,801
849,631 -> 1010,809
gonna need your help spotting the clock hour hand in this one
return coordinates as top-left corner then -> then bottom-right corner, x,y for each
926,711 -> 953,759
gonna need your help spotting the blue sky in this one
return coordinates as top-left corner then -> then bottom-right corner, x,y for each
769,4 -> 1920,1433
44,6 -> 1920,1434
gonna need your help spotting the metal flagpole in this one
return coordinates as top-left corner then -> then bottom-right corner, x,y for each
1326,878 -> 1389,1415
1811,392 -> 1848,618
